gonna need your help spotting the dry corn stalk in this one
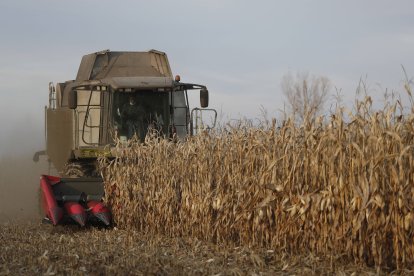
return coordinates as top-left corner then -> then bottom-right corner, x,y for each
99,96 -> 414,270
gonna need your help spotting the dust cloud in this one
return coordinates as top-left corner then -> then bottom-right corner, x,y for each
0,153 -> 57,223
0,119 -> 57,223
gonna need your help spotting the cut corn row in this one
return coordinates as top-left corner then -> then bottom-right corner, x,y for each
99,99 -> 414,269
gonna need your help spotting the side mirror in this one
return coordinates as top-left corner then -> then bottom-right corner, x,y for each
200,88 -> 209,108
69,90 -> 77,109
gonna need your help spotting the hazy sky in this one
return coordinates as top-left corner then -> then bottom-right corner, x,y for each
1,0 -> 413,156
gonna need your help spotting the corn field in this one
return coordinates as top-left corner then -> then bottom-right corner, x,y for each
100,95 -> 414,270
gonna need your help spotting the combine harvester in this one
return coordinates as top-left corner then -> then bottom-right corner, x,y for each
35,50 -> 216,226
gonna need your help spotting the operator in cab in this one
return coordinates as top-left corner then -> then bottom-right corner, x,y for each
117,96 -> 145,140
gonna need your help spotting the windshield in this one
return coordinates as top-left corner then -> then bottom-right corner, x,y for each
112,90 -> 170,141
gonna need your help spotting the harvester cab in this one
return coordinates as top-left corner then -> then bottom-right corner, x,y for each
36,50 -> 216,226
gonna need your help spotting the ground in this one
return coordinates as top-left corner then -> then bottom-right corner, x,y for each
0,222 -> 397,275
